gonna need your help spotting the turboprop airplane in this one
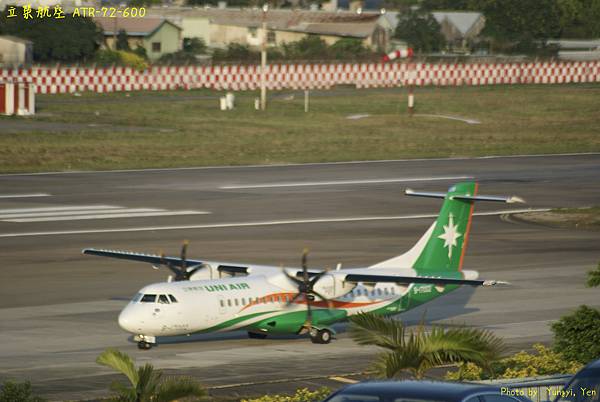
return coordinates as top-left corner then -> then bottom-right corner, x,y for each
83,182 -> 523,349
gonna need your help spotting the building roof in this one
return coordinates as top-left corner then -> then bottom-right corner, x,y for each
94,17 -> 182,37
148,7 -> 381,38
432,11 -> 483,36
0,35 -> 33,44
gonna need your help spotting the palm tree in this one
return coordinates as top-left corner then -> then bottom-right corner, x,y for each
348,312 -> 505,379
96,348 -> 207,402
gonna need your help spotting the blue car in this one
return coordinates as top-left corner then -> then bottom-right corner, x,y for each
322,380 -> 534,402
554,359 -> 600,402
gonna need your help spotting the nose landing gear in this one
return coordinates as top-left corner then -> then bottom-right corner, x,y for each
134,334 -> 156,350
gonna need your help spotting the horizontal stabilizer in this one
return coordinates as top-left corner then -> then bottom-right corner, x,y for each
405,189 -> 525,204
336,271 -> 508,287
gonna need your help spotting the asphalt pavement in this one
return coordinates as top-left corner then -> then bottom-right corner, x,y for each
0,153 -> 599,401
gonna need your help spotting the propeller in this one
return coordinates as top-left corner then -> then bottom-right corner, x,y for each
159,240 -> 202,281
282,248 -> 334,334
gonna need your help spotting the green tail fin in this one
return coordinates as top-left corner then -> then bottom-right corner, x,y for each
412,182 -> 478,273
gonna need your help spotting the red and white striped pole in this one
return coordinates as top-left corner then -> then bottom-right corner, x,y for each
382,48 -> 415,116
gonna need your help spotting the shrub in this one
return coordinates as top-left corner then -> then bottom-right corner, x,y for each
587,262 -> 600,287
0,381 -> 45,402
444,344 -> 582,380
94,49 -> 148,71
241,387 -> 331,402
552,305 -> 600,364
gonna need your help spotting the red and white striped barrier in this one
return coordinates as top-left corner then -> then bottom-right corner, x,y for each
382,48 -> 414,62
0,81 -> 35,115
0,61 -> 598,94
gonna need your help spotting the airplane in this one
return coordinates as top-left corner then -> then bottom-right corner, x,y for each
83,181 -> 524,350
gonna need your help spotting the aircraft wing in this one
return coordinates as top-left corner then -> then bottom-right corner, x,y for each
331,269 -> 507,287
82,248 -> 249,275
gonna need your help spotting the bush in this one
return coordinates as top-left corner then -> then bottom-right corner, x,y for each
241,387 -> 331,402
552,305 -> 600,364
444,344 -> 582,380
496,344 -> 582,379
587,262 -> 600,287
0,381 -> 45,402
395,11 -> 445,52
94,50 -> 148,71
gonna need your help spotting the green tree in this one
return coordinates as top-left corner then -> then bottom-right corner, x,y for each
183,37 -> 207,54
283,35 -> 330,60
0,6 -> 101,62
421,0 -> 471,10
395,12 -> 446,52
468,0 -> 561,53
557,0 -> 600,38
587,262 -> 600,288
551,305 -> 600,364
0,381 -> 45,402
348,312 -> 505,379
116,29 -> 130,51
329,38 -> 373,60
96,348 -> 206,402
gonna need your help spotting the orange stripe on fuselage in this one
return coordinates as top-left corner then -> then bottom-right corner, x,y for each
458,182 -> 478,272
238,291 -> 385,313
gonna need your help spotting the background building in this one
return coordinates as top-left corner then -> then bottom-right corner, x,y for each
0,35 -> 33,67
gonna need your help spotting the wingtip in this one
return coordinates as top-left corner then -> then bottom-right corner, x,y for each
483,280 -> 511,287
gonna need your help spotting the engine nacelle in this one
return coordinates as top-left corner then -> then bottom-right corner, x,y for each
312,273 -> 356,299
187,264 -> 220,281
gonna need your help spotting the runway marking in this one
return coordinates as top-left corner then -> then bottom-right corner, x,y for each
0,153 -> 596,177
0,208 -> 550,238
0,193 -> 51,199
415,114 -> 481,125
329,376 -> 359,384
0,205 -> 119,214
220,176 -> 473,189
0,205 -> 210,223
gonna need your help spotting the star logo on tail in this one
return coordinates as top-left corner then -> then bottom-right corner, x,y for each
438,213 -> 462,259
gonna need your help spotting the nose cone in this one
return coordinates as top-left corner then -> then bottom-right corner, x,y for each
118,307 -> 138,333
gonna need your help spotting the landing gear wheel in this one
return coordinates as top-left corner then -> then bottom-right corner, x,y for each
138,341 -> 152,350
247,331 -> 267,339
310,329 -> 332,344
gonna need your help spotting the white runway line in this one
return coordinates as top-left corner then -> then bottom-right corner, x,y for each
7,210 -> 210,223
0,205 -> 120,214
0,208 -> 160,219
0,193 -> 51,199
220,176 -> 473,189
0,208 -> 549,238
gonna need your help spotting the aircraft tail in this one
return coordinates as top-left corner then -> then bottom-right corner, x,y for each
370,182 -> 524,273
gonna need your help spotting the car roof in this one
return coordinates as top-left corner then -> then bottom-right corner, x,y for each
585,358 -> 600,369
334,380 -> 504,402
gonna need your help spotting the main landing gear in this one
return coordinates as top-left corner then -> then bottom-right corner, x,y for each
138,341 -> 153,350
247,331 -> 268,339
309,328 -> 333,344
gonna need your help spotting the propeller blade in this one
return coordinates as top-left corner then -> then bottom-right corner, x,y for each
286,292 -> 303,307
301,248 -> 309,283
181,240 -> 189,270
311,290 -> 335,310
282,266 -> 304,286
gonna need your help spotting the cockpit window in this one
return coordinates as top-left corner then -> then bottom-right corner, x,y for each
158,295 -> 170,304
168,294 -> 178,303
140,294 -> 157,303
132,293 -> 143,303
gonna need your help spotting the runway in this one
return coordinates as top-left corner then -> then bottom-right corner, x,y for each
1,153 -> 599,401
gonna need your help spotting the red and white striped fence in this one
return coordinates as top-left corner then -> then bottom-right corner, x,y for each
0,81 -> 35,115
0,61 -> 598,94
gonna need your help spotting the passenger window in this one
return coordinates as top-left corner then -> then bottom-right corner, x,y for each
220,300 -> 225,307
384,288 -> 389,296
158,295 -> 170,304
227,299 -> 232,307
169,294 -> 178,303
277,296 -> 281,303
391,287 -> 395,295
140,294 -> 156,303
241,298 -> 246,305
255,297 -> 259,303
377,289 -> 382,296
234,299 -> 239,306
